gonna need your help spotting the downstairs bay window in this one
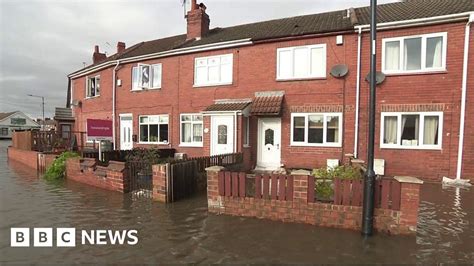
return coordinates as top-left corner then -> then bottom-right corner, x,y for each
180,114 -> 203,146
381,112 -> 442,149
139,115 -> 169,144
291,113 -> 342,147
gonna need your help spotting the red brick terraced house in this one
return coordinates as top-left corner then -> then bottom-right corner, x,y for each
67,0 -> 474,182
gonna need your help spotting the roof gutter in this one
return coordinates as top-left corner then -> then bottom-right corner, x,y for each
68,38 -> 252,79
456,13 -> 474,180
355,12 -> 474,31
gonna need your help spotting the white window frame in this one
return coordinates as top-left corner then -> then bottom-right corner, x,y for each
85,75 -> 100,98
193,53 -> 233,87
179,113 -> 203,147
132,63 -> 162,91
290,112 -> 342,147
381,32 -> 447,74
243,116 -> 250,147
380,111 -> 443,150
138,114 -> 169,144
276,44 -> 327,80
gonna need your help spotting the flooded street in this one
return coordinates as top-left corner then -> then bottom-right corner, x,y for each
0,140 -> 473,264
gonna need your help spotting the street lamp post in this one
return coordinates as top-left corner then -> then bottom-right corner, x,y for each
362,0 -> 377,237
28,94 -> 45,131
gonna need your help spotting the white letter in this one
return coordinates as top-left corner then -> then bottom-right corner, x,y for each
81,230 -> 94,245
96,230 -> 107,245
11,228 -> 29,247
108,230 -> 127,245
57,228 -> 76,247
34,228 -> 52,247
127,230 -> 138,245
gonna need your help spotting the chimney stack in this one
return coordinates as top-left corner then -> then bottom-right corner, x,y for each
117,42 -> 126,54
92,45 -> 107,64
186,0 -> 210,40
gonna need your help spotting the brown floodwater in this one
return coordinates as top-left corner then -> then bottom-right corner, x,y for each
0,140 -> 473,264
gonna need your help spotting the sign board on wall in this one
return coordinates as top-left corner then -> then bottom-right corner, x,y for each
86,119 -> 113,141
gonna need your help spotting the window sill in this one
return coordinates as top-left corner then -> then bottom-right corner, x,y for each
290,143 -> 342,148
131,88 -> 161,92
138,142 -> 169,145
276,77 -> 326,82
383,69 -> 447,77
193,82 -> 233,88
179,143 -> 203,148
85,95 -> 100,100
380,145 -> 442,150
243,145 -> 251,148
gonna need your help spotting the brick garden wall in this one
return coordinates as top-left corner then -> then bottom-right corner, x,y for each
207,167 -> 422,235
7,147 -> 39,170
65,158 -> 129,193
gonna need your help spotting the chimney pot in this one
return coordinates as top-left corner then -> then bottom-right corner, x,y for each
92,45 -> 106,64
117,42 -> 126,53
186,1 -> 210,40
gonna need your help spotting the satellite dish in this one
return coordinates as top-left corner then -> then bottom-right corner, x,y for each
330,64 -> 349,78
365,72 -> 386,85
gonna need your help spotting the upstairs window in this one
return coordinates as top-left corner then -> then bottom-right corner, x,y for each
132,63 -> 162,90
194,54 -> 233,87
86,75 -> 100,98
277,44 -> 326,80
180,114 -> 203,146
139,115 -> 169,144
381,112 -> 442,149
291,113 -> 342,147
382,32 -> 446,74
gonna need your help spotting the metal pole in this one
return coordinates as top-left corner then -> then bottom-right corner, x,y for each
362,0 -> 377,236
42,96 -> 45,131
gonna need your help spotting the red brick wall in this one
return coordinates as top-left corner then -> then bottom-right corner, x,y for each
207,167 -> 422,234
71,21 -> 472,181
357,22 -> 471,181
65,158 -> 129,193
7,147 -> 38,169
152,164 -> 168,202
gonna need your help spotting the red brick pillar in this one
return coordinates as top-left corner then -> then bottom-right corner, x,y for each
206,166 -> 225,213
292,169 -> 311,203
395,176 -> 424,233
152,163 -> 169,203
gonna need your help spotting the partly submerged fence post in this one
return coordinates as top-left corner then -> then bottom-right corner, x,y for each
206,166 -> 225,213
152,163 -> 169,203
394,176 -> 424,233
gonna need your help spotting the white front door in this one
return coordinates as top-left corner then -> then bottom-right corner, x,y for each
257,118 -> 281,169
211,115 -> 234,155
120,115 -> 133,150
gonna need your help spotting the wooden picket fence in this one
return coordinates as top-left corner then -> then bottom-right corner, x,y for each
175,152 -> 243,173
217,172 -> 294,201
307,177 -> 401,210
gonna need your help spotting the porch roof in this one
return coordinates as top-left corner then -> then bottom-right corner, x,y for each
250,92 -> 284,116
204,101 -> 251,112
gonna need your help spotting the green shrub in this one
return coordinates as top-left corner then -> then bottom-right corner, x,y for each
312,165 -> 363,180
315,180 -> 334,200
44,151 -> 79,180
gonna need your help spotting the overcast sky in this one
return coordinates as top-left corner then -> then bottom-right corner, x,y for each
0,0 -> 398,119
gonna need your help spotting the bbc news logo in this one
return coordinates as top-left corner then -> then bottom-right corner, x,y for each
11,228 -> 138,247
